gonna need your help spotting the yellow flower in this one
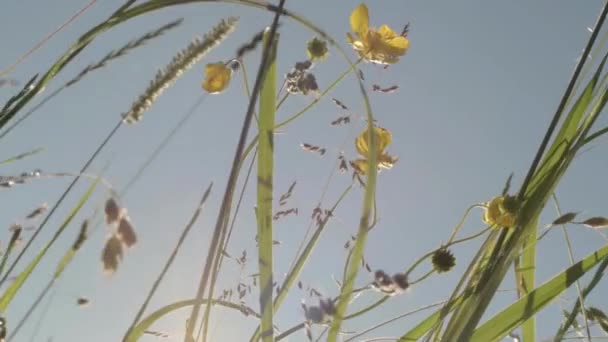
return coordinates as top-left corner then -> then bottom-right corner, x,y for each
482,195 -> 518,228
346,3 -> 410,65
202,62 -> 232,94
352,126 -> 398,175
307,37 -> 329,61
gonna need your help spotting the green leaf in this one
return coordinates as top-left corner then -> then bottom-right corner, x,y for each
470,243 -> 608,342
0,177 -> 99,312
531,52 -> 608,195
520,218 -> 537,342
124,299 -> 260,342
256,30 -> 278,342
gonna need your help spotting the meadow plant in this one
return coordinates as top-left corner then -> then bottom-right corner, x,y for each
2,2 -> 608,342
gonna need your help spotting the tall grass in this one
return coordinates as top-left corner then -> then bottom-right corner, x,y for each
2,1 -> 608,342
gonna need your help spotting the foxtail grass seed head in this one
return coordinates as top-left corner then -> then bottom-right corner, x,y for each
123,17 -> 238,124
482,195 -> 518,228
202,62 -> 232,94
101,234 -> 123,275
306,37 -> 329,61
432,248 -> 456,273
117,215 -> 137,248
66,18 -> 185,88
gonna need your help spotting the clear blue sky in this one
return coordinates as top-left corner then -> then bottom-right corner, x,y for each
2,0 -> 608,341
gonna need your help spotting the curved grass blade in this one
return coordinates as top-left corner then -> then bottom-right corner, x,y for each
470,243 -> 608,342
124,299 -> 260,342
254,30 -> 278,342
0,176 -> 99,312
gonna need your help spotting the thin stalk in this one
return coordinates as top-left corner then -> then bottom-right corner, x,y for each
552,194 -> 591,341
8,279 -> 54,341
184,1 -> 286,340
344,301 -> 447,342
123,184 -> 213,340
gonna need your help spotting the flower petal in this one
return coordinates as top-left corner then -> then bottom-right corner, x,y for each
377,24 -> 398,40
350,3 -> 370,36
385,36 -> 409,54
376,127 -> 392,152
355,128 -> 370,156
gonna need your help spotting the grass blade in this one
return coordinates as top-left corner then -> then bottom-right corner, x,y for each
0,147 -> 44,165
328,79 -> 377,342
519,222 -> 537,341
124,299 -> 260,342
553,251 -> 608,340
255,30 -> 278,342
471,243 -> 608,342
184,3 -> 285,340
0,176 -> 100,312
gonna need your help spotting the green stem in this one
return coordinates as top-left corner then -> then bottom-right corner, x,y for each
517,0 -> 608,200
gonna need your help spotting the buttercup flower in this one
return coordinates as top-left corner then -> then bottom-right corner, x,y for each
202,62 -> 232,94
482,195 -> 518,228
306,37 -> 329,61
352,126 -> 398,175
346,3 -> 410,64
